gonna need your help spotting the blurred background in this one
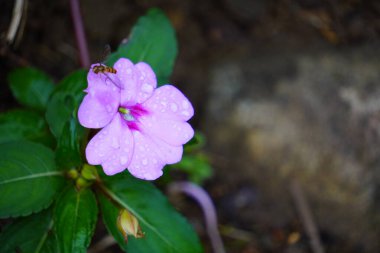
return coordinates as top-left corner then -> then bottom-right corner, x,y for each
1,0 -> 380,252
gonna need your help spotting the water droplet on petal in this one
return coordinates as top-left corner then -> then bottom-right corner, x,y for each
182,100 -> 190,109
141,83 -> 153,93
170,103 -> 178,112
111,137 -> 119,148
181,111 -> 190,116
142,159 -> 148,166
106,105 -> 113,112
120,156 -> 128,165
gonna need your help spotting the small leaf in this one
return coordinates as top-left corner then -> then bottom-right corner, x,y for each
56,116 -> 86,170
99,173 -> 203,253
8,67 -> 55,110
184,132 -> 206,153
46,70 -> 87,138
172,154 -> 212,184
0,109 -> 55,147
0,208 -> 59,253
54,186 -> 98,253
0,141 -> 65,218
106,8 -> 177,85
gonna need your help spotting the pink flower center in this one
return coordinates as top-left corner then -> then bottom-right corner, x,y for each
118,104 -> 148,131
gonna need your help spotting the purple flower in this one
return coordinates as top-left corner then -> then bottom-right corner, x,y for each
78,58 -> 194,180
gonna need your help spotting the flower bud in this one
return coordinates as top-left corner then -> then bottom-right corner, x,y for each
81,164 -> 98,180
67,169 -> 79,179
117,209 -> 144,241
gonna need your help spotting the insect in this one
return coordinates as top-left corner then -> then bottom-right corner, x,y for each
92,64 -> 117,74
91,46 -> 123,89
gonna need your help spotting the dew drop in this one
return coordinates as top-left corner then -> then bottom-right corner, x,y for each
111,137 -> 119,148
182,100 -> 190,109
141,83 -> 153,93
142,159 -> 148,166
106,105 -> 113,112
170,103 -> 178,112
181,111 -> 190,117
120,156 -> 128,165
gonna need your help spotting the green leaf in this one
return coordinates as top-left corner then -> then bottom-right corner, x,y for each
0,109 -> 55,147
54,186 -> 98,253
8,67 -> 55,110
184,132 -> 206,153
106,8 -> 177,85
0,208 -> 59,253
0,141 -> 65,218
99,173 -> 203,253
56,116 -> 86,170
172,154 -> 212,184
46,70 -> 87,138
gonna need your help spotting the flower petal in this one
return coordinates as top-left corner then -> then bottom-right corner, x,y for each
114,59 -> 158,106
127,131 -> 165,180
114,58 -> 136,105
88,63 -> 122,89
78,80 -> 119,128
85,114 -> 134,175
143,85 -> 194,121
134,62 -> 157,104
140,116 -> 194,146
149,135 -> 183,164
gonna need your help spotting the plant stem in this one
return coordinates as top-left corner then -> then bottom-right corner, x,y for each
69,0 -> 90,68
168,182 -> 226,253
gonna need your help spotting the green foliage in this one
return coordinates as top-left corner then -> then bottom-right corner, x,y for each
46,70 -> 87,138
0,141 -> 65,218
56,116 -> 86,170
184,132 -> 206,153
0,8 -> 204,253
106,8 -> 177,85
173,154 -> 212,184
0,208 -> 59,253
171,132 -> 212,184
54,186 -> 98,253
99,172 -> 203,253
8,67 -> 55,110
0,109 -> 54,147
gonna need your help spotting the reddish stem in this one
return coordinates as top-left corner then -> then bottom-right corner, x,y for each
168,182 -> 226,253
69,0 -> 90,68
